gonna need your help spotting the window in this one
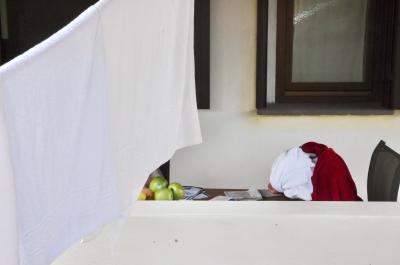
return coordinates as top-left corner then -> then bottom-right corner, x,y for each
256,0 -> 400,113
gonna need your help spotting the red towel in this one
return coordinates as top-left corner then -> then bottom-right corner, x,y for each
301,142 -> 362,201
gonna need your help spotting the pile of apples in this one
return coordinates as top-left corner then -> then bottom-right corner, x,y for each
138,176 -> 185,201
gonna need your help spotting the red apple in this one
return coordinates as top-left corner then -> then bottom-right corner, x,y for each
142,188 -> 154,200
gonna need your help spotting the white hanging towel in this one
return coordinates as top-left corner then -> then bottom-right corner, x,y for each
269,147 -> 315,201
0,5 -> 120,265
0,0 -> 201,264
0,92 -> 19,265
98,0 -> 202,209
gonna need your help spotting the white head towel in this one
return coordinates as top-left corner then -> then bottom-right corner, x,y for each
269,147 -> 315,201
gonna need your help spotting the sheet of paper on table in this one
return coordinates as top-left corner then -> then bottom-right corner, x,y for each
224,189 -> 262,201
184,186 -> 208,200
259,189 -> 283,198
192,193 -> 208,200
210,196 -> 231,201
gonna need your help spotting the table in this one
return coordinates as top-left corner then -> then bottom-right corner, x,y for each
203,188 -> 299,201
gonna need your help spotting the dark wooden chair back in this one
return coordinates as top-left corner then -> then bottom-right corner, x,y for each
367,141 -> 400,201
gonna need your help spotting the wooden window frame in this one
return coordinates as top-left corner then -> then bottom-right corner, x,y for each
393,0 -> 400,108
256,0 -> 400,110
256,0 -> 269,109
277,0 -> 381,103
194,0 -> 210,110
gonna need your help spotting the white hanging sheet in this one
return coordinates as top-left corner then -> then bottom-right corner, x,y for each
98,0 -> 201,209
0,6 -> 119,265
0,87 -> 19,265
0,0 -> 201,264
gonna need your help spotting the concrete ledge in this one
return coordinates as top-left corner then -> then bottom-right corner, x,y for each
130,201 -> 400,217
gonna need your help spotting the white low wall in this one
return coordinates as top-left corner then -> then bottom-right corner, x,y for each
54,201 -> 400,265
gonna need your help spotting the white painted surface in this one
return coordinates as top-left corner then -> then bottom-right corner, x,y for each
54,202 -> 400,265
171,0 -> 400,201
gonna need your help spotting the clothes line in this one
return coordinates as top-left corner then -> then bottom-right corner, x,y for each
0,0 -> 201,264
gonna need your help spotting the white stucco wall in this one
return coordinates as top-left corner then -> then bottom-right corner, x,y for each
171,0 -> 400,200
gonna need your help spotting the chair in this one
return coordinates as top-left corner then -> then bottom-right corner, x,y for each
367,140 -> 400,201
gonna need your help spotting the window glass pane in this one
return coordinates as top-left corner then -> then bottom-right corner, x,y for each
292,0 -> 368,83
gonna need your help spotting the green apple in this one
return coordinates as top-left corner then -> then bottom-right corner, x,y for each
149,177 -> 168,192
154,188 -> 174,201
168,183 -> 185,200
